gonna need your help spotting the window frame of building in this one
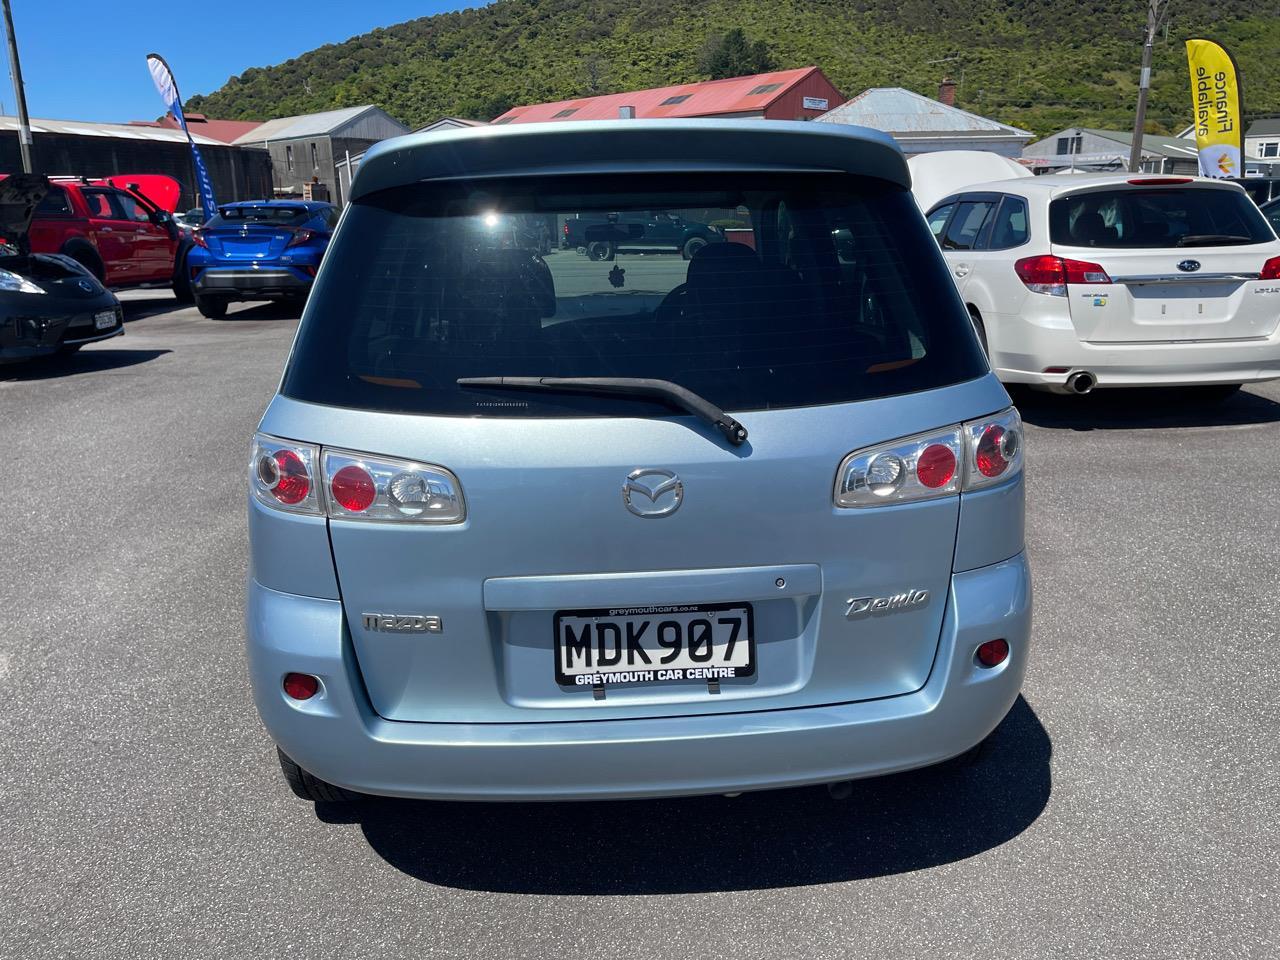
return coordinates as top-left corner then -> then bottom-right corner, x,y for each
1056,134 -> 1083,156
286,144 -> 294,173
552,108 -> 579,119
1261,141 -> 1280,158
660,94 -> 692,106
311,142 -> 319,170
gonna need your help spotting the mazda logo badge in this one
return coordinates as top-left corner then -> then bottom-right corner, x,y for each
77,279 -> 94,292
1177,259 -> 1201,273
623,468 -> 683,518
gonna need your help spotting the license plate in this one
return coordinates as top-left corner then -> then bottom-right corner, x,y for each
93,310 -> 116,330
554,602 -> 754,687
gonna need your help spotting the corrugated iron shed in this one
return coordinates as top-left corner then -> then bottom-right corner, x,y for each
491,67 -> 844,124
233,105 -> 408,145
0,114 -> 227,146
817,87 -> 1032,138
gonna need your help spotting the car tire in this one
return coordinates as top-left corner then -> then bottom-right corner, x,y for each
682,236 -> 708,260
172,248 -> 194,304
194,295 -> 228,319
586,241 -> 614,262
62,241 -> 105,283
277,748 -> 356,803
968,308 -> 989,358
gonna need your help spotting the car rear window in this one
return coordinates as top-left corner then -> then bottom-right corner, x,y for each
281,172 -> 986,418
208,206 -> 310,227
1050,188 -> 1273,248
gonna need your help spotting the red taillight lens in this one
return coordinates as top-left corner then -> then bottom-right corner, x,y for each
916,444 -> 957,488
191,230 -> 208,249
976,639 -> 1009,668
1127,177 -> 1192,185
975,425 -> 1013,478
563,222 -> 569,236
260,449 -> 310,504
283,672 -> 319,700
330,464 -> 376,512
1062,258 -> 1111,284
1014,255 -> 1110,295
1261,257 -> 1280,281
286,228 -> 315,249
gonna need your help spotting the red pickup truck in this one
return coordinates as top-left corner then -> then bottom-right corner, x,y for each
1,173 -> 193,301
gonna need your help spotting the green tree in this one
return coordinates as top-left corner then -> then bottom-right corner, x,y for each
697,29 -> 774,80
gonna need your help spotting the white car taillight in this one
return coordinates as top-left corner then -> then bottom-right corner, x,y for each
321,448 -> 465,523
834,407 -> 1023,508
251,434 -> 322,515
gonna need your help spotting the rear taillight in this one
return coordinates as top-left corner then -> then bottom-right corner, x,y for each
251,434 -> 465,522
191,230 -> 208,249
322,448 -> 465,523
1014,255 -> 1111,296
1126,177 -> 1193,185
251,435 -> 321,514
563,222 -> 569,236
286,229 -> 315,249
1261,257 -> 1280,281
835,408 -> 1024,508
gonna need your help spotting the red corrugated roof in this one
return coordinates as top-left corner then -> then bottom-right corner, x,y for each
493,67 -> 829,124
152,113 -> 265,143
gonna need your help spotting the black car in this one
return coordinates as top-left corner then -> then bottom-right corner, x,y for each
0,174 -> 122,364
562,210 -> 722,260
1231,177 -> 1280,206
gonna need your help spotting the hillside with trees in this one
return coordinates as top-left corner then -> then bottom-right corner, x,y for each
185,0 -> 1280,138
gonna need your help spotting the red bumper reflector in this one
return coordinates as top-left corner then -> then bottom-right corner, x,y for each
976,639 -> 1010,668
283,672 -> 319,700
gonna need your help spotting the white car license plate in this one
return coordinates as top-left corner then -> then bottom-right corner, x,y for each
554,602 -> 754,687
93,310 -> 116,330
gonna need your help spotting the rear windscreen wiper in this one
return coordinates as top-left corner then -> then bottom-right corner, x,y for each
1175,234 -> 1252,247
457,376 -> 749,446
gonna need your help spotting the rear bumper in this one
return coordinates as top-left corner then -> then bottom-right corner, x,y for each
246,553 -> 1032,801
994,323 -> 1280,389
193,267 -> 311,299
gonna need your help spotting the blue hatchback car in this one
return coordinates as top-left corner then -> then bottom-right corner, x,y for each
246,120 -> 1032,804
188,200 -> 337,318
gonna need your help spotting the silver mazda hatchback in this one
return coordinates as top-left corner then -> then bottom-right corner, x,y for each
246,119 -> 1032,803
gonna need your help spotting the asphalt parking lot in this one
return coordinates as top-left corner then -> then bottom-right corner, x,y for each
2,290 -> 1277,959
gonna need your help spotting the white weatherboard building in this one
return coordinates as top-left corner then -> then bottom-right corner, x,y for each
815,87 -> 1034,159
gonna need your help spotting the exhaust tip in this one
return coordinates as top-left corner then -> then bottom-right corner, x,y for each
1066,371 -> 1096,395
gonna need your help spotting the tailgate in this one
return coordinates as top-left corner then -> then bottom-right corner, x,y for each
1058,246 -> 1280,342
312,392 -> 983,725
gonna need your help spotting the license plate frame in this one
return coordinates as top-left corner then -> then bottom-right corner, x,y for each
553,601 -> 755,688
93,310 -> 116,330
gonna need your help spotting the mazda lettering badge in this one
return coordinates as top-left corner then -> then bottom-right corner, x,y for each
623,468 -> 683,518
1177,259 -> 1201,273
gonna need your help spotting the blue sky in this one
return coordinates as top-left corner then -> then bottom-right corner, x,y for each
4,1 -> 471,123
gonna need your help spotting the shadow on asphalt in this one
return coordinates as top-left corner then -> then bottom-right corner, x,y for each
118,299 -> 303,324
0,348 -> 171,381
1013,385 -> 1280,431
316,696 -> 1050,893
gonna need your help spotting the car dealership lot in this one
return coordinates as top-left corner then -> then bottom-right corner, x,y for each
1,291 -> 1277,958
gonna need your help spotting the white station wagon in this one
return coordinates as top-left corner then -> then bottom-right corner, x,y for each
926,174 -> 1280,396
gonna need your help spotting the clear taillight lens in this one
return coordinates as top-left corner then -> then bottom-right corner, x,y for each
835,426 -> 964,507
835,407 -> 1023,507
321,448 -> 465,523
250,434 -> 322,515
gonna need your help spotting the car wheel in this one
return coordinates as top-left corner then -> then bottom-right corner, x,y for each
586,241 -> 614,262
63,242 -> 105,283
277,748 -> 356,803
969,308 -> 989,358
195,295 -> 228,319
682,236 -> 708,260
172,249 -> 194,304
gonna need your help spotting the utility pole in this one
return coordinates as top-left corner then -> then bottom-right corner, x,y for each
1129,0 -> 1169,173
1,0 -> 32,173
